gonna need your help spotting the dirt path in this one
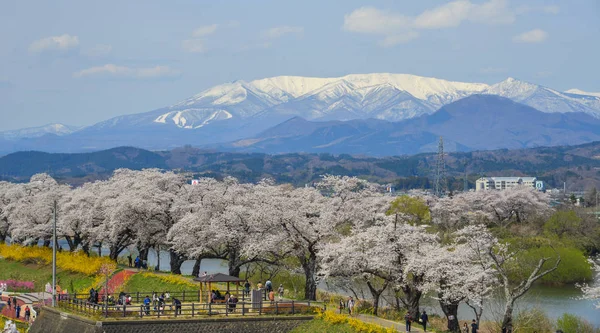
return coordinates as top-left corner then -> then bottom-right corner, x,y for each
356,313 -> 426,332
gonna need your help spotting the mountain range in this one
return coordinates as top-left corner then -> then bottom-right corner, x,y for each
3,142 -> 600,192
2,73 -> 600,156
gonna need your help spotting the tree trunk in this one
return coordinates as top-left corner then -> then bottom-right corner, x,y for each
137,244 -> 150,262
43,238 -> 51,247
109,245 -> 121,261
192,257 -> 203,277
302,252 -> 318,301
65,236 -> 75,251
169,249 -> 186,274
401,285 -> 422,319
97,242 -> 102,257
439,297 -> 460,332
366,280 -> 387,316
81,242 -> 90,256
501,300 -> 515,333
227,245 -> 242,277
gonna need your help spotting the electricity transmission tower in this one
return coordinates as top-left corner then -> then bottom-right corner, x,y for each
434,136 -> 447,197
463,161 -> 469,192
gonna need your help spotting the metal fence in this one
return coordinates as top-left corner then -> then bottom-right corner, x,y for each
57,294 -> 324,319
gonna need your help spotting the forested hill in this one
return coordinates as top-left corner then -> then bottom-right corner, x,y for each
2,142 -> 600,190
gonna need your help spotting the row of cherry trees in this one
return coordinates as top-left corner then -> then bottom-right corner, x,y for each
0,169 -> 586,331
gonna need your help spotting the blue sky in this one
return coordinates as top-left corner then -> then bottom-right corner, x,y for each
0,0 -> 598,131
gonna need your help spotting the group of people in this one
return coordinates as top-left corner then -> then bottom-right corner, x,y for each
403,311 -> 430,332
4,296 -> 31,322
402,310 -> 479,333
132,256 -> 148,269
252,279 -> 285,302
142,292 -> 181,315
338,296 -> 356,315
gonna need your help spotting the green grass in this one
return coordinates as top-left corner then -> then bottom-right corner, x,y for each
0,259 -> 95,293
289,318 -> 360,333
124,274 -> 196,293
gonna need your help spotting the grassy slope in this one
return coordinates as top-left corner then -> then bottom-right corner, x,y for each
289,318 -> 359,333
124,274 -> 196,293
0,259 -> 95,293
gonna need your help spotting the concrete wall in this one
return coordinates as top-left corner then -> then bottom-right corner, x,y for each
30,307 -> 313,333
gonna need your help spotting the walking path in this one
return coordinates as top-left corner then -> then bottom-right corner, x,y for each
356,313 -> 425,332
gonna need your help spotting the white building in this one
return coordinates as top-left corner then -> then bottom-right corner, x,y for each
475,177 -> 545,191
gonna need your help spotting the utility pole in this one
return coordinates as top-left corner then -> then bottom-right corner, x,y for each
52,200 -> 57,307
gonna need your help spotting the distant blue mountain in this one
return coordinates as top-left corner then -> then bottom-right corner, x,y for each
221,95 -> 600,156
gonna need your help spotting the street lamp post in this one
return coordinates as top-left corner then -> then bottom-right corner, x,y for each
52,200 -> 57,307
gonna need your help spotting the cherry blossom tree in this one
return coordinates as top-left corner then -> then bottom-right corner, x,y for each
459,225 -> 560,332
7,174 -> 70,246
0,181 -> 19,243
579,257 -> 600,309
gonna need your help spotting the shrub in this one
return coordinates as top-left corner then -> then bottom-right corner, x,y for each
556,313 -> 599,333
509,246 -> 592,284
513,308 -> 554,333
0,244 -> 116,276
318,310 -> 396,333
0,279 -> 35,292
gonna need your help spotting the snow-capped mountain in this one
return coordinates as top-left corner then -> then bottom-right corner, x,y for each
565,89 -> 600,98
1,123 -> 80,141
484,78 -> 600,116
135,74 -> 600,132
4,73 -> 600,154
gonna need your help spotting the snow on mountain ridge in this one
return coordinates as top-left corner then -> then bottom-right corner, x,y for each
566,89 -> 600,98
1,123 -> 80,140
142,74 -> 600,131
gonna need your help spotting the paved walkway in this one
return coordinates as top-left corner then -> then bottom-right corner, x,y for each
356,314 -> 426,332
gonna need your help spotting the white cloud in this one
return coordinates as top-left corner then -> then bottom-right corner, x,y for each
182,39 -> 206,53
29,34 -> 79,53
73,64 -> 180,79
513,29 -> 548,43
81,44 -> 112,57
343,7 -> 411,34
413,1 -> 472,29
192,24 -> 218,37
264,26 -> 304,39
343,0 -> 516,46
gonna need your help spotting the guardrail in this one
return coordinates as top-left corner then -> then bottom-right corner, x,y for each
58,295 -> 325,319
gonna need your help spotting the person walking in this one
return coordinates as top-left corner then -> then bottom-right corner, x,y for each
244,280 -> 250,297
462,322 -> 469,333
268,290 -> 275,304
143,296 -> 151,315
7,296 -> 11,309
347,296 -> 355,316
24,306 -> 31,322
404,312 -> 412,332
421,310 -> 429,331
277,284 -> 284,300
339,299 -> 345,314
471,319 -> 479,333
15,304 -> 21,319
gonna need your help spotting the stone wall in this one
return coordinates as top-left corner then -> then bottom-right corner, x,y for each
30,307 -> 313,333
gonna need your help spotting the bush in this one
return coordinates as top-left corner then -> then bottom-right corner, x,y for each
0,244 -> 116,276
556,313 -> 599,333
513,308 -> 554,333
0,279 -> 35,292
509,246 -> 592,284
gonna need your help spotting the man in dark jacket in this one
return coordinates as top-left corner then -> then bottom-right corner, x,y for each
421,310 -> 429,331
